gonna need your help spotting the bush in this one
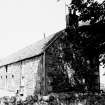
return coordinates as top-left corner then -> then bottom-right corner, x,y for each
2,92 -> 105,105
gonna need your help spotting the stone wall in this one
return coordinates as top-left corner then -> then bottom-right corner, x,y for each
21,57 -> 42,96
0,55 -> 44,96
0,66 -> 6,89
7,62 -> 21,92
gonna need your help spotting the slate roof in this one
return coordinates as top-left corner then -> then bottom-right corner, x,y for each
0,21 -> 102,67
0,30 -> 64,67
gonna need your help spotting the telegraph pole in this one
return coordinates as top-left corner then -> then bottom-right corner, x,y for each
43,33 -> 46,95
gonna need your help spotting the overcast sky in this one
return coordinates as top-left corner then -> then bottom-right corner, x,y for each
0,0 -> 66,59
0,0 -> 104,59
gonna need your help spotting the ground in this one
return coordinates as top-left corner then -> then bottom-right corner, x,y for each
0,89 -> 15,98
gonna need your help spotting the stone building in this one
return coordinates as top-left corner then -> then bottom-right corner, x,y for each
0,31 -> 63,96
0,23 -> 105,96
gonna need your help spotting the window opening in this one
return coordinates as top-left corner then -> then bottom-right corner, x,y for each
12,75 -> 14,78
22,76 -> 24,79
6,65 -> 8,72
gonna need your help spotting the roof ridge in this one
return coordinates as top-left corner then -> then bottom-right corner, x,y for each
0,30 -> 64,67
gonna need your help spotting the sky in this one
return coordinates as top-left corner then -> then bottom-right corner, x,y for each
0,0 -> 66,59
0,0 -> 104,59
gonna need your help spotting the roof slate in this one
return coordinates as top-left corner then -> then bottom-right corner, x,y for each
0,31 -> 62,67
0,21 -> 94,67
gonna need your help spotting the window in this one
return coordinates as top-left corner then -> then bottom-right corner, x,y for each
6,65 -> 8,72
22,76 -> 24,79
12,75 -> 14,78
1,76 -> 2,79
6,75 -> 7,79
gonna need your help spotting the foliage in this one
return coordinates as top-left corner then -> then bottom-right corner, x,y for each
70,0 -> 105,26
68,0 -> 105,83
45,0 -> 105,93
46,24 -> 103,92
2,93 -> 105,105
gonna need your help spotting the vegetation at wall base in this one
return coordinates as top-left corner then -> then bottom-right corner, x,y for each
2,92 -> 105,105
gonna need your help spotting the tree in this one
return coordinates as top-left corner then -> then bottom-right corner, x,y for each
65,0 -> 105,91
45,0 -> 105,93
69,0 -> 105,25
